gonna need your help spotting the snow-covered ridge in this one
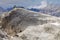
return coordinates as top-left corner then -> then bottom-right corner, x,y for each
0,8 -> 60,40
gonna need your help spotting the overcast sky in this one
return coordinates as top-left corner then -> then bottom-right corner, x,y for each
0,0 -> 60,8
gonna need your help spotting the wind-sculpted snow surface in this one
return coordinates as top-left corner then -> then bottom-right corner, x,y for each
0,8 -> 60,40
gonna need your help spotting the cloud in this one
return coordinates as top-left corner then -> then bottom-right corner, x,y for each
40,0 -> 47,8
28,0 -> 48,9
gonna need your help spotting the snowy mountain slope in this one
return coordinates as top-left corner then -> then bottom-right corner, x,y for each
0,8 -> 60,40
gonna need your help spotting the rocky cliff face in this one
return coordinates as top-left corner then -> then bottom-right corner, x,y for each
0,8 -> 60,40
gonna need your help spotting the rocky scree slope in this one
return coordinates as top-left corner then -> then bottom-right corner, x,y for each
0,8 -> 60,40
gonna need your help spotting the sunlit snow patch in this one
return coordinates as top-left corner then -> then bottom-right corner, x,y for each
50,22 -> 60,26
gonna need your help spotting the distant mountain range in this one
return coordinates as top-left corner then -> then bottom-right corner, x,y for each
0,7 -> 7,12
0,4 -> 60,17
6,5 -> 24,11
28,4 -> 60,17
0,5 -> 25,13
